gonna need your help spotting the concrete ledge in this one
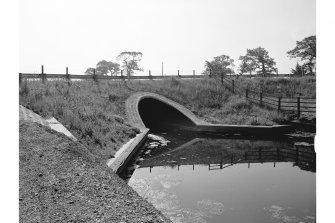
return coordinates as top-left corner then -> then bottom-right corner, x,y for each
107,128 -> 150,174
186,124 -> 293,135
19,105 -> 77,141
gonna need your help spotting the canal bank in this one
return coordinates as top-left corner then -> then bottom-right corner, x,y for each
19,120 -> 171,222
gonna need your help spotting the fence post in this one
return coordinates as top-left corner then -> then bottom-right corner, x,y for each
209,69 -> 212,78
66,67 -> 70,81
93,68 -> 97,82
193,70 -> 195,77
278,97 -> 281,110
246,88 -> 249,99
149,70 -> 152,79
260,91 -> 263,106
297,97 -> 301,118
41,65 -> 46,83
178,70 -> 180,77
232,80 -> 235,93
19,73 -> 22,87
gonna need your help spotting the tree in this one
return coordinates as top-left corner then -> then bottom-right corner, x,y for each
242,47 -> 277,77
238,55 -> 254,75
116,52 -> 143,77
204,54 -> 235,76
84,67 -> 95,75
291,63 -> 306,76
287,35 -> 316,75
96,60 -> 120,76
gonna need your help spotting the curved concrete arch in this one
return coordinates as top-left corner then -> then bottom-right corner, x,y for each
126,91 -> 291,136
126,92 -> 209,130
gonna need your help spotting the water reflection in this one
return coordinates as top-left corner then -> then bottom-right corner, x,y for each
121,133 -> 315,223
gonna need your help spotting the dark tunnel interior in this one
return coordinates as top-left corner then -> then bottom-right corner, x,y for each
138,98 -> 196,131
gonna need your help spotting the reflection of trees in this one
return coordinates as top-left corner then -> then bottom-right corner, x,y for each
138,138 -> 315,173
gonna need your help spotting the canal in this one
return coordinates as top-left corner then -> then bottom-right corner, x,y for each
120,128 -> 316,223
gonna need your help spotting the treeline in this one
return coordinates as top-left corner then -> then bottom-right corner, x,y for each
203,35 -> 316,77
85,51 -> 143,77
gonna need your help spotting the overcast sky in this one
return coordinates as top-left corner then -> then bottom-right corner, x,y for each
20,0 -> 315,75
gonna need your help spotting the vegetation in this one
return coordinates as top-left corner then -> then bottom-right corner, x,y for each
238,47 -> 277,76
85,60 -> 121,76
19,77 -> 310,159
203,55 -> 235,76
291,63 -> 306,76
287,35 -> 316,75
231,76 -> 316,98
116,51 -> 143,77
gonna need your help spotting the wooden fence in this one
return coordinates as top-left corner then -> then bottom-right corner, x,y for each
219,75 -> 316,117
19,66 -> 207,85
18,66 -> 294,84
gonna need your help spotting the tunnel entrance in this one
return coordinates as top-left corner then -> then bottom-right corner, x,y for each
138,98 -> 196,131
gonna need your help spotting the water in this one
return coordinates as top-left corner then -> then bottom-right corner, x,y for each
121,130 -> 316,223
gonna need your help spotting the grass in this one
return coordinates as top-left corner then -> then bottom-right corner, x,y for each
19,77 -> 314,160
230,76 -> 316,98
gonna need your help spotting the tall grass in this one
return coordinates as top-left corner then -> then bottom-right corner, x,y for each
232,76 -> 316,98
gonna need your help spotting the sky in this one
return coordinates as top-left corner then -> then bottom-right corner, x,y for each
19,0 -> 316,75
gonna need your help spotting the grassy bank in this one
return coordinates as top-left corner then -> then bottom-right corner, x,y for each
19,77 -> 313,160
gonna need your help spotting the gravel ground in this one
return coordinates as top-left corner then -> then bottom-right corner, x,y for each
19,120 -> 171,223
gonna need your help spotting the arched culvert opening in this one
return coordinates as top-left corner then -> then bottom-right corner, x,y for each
138,98 -> 196,131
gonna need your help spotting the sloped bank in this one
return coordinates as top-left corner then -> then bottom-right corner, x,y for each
19,121 -> 171,223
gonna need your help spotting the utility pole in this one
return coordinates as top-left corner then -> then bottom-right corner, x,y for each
161,62 -> 164,76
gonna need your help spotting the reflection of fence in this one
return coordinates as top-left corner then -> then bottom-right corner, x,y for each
219,75 -> 316,117
208,146 -> 316,172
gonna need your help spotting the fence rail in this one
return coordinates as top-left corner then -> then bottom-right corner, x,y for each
219,74 -> 316,117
